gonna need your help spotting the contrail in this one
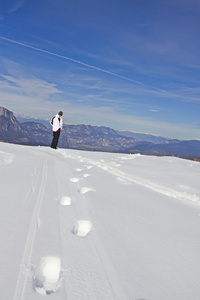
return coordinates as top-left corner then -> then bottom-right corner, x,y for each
0,35 -> 178,97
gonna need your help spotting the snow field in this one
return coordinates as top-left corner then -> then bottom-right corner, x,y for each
57,148 -> 200,299
0,143 -> 200,299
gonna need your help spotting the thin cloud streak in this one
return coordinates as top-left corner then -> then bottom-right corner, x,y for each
149,109 -> 158,112
8,0 -> 26,13
0,36 -> 181,98
1,79 -> 199,140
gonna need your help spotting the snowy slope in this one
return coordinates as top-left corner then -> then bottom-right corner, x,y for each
0,142 -> 200,300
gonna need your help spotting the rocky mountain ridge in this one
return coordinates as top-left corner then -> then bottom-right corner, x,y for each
0,107 -> 28,143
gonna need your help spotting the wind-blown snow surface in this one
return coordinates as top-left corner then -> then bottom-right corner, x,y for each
0,142 -> 200,300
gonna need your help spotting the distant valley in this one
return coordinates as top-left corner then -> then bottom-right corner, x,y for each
0,107 -> 200,159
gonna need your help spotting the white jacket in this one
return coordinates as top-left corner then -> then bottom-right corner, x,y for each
50,114 -> 63,132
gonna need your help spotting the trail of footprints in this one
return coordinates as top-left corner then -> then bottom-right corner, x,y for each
32,155 -> 146,295
33,164 -> 95,295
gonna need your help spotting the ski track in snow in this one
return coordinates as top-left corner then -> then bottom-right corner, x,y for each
14,160 -> 48,300
23,167 -> 40,206
59,150 -> 200,208
92,158 -> 200,207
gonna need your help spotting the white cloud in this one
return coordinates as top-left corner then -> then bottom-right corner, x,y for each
0,36 -> 182,99
1,73 -> 199,139
0,74 -> 61,98
149,109 -> 158,112
0,72 -> 63,117
8,0 -> 26,13
0,57 -> 199,139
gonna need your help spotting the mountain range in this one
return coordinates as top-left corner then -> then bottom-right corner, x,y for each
0,106 -> 200,159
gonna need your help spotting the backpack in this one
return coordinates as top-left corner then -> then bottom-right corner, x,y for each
50,116 -> 55,125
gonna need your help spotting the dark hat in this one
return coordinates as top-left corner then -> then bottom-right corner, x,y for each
58,111 -> 63,116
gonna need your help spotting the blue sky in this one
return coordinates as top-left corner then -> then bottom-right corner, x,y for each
0,0 -> 200,139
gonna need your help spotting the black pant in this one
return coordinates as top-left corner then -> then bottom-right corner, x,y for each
51,129 -> 60,149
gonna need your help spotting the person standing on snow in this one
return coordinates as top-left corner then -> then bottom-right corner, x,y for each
50,111 -> 63,149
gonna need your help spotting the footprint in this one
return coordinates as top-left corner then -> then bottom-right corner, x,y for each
59,196 -> 72,206
83,173 -> 91,178
34,257 -> 61,295
69,178 -> 80,183
86,165 -> 93,169
73,220 -> 93,237
78,187 -> 95,194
